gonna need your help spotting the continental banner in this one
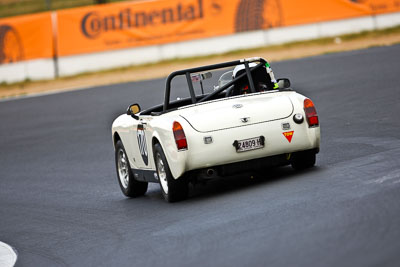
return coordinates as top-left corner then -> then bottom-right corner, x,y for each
0,13 -> 54,64
56,0 -> 237,56
56,0 -> 400,57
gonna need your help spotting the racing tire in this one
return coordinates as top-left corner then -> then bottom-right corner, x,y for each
0,25 -> 24,64
153,143 -> 189,203
115,140 -> 148,197
235,0 -> 264,32
291,150 -> 316,170
234,0 -> 283,32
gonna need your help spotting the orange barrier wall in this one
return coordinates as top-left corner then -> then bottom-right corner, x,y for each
56,0 -> 238,56
1,0 -> 400,64
278,0 -> 400,28
56,0 -> 400,57
0,13 -> 54,64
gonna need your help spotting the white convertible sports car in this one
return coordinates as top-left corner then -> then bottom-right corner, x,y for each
112,57 -> 320,202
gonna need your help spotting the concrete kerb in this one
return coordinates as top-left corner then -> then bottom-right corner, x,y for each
0,241 -> 17,267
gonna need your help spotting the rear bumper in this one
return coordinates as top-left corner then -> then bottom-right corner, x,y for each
190,148 -> 319,181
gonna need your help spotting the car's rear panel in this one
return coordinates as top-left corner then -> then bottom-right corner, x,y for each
183,115 -> 320,171
162,91 -> 320,178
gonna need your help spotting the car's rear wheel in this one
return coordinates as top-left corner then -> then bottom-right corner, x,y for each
291,150 -> 316,170
154,143 -> 188,202
115,140 -> 148,197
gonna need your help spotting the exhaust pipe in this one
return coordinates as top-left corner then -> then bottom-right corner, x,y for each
206,169 -> 215,177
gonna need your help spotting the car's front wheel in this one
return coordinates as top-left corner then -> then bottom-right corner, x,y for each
154,143 -> 188,202
115,140 -> 148,197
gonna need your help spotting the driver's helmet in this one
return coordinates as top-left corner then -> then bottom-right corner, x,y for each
232,63 -> 257,79
231,62 -> 266,95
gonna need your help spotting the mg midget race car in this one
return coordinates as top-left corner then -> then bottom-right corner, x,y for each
112,57 -> 320,202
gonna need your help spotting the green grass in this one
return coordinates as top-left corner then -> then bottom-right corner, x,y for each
0,0 -> 130,18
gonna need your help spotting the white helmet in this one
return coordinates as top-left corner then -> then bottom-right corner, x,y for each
232,63 -> 257,78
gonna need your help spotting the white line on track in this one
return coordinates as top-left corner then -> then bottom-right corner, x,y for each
0,241 -> 17,267
366,169 -> 400,185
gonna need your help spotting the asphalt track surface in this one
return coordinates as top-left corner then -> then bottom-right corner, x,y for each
1,45 -> 400,267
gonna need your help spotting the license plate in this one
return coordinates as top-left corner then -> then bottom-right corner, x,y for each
233,136 -> 265,153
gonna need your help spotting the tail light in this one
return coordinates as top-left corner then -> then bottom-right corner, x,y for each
304,99 -> 319,127
173,121 -> 188,151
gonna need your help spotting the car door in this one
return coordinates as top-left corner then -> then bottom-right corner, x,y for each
128,116 -> 154,170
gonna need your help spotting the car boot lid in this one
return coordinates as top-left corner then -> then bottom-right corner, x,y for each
179,93 -> 294,132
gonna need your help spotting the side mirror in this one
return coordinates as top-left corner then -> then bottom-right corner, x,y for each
191,72 -> 212,82
127,103 -> 141,119
277,78 -> 291,89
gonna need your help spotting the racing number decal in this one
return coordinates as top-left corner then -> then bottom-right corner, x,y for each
137,125 -> 149,166
283,131 -> 294,143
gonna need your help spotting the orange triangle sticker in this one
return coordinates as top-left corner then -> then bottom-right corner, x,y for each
283,131 -> 294,143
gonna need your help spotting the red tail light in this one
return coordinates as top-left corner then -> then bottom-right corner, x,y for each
173,121 -> 188,150
304,99 -> 319,127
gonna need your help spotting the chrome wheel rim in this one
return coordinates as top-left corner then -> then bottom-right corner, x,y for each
117,148 -> 129,189
156,153 -> 168,194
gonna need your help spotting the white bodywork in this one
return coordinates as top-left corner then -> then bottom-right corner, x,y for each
112,90 -> 320,179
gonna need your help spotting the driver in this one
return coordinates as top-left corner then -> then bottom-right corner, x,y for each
231,63 -> 279,95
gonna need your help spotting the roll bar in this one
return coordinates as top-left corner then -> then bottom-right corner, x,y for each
163,57 -> 268,112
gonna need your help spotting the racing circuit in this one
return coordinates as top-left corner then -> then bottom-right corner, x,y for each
0,44 -> 400,266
